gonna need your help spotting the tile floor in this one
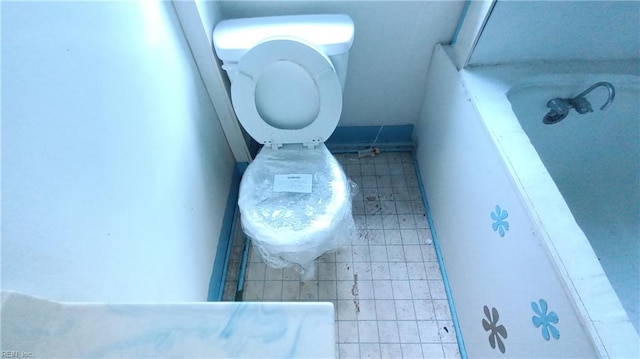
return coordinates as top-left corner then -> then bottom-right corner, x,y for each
223,151 -> 461,359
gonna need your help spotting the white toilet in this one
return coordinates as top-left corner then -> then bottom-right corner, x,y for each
213,14 -> 356,277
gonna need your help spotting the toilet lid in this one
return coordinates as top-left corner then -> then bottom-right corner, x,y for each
231,38 -> 342,147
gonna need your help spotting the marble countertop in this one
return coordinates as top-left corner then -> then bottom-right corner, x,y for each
1,291 -> 335,358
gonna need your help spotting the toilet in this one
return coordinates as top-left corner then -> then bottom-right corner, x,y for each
213,14 -> 356,277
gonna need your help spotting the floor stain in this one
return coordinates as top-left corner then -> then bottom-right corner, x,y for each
352,273 -> 360,313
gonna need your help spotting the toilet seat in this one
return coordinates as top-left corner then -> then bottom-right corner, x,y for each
231,38 -> 342,148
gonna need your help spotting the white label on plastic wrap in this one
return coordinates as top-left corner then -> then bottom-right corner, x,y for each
273,174 -> 313,193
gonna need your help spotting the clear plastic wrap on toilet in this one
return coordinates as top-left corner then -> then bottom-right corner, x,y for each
238,144 -> 357,279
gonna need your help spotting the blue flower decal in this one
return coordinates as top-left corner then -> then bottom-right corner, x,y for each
491,205 -> 509,237
482,305 -> 508,353
531,299 -> 560,340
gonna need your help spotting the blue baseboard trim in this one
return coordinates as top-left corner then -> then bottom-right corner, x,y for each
412,152 -> 468,359
207,162 -> 248,301
325,125 -> 414,152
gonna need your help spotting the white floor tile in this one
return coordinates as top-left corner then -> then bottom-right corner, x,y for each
339,343 -> 360,359
392,187 -> 410,201
397,321 -> 421,343
398,214 -> 416,229
409,280 -> 431,299
417,320 -> 441,343
403,245 -> 423,262
433,300 -> 452,320
399,229 -> 419,244
443,343 -> 462,358
354,262 -> 373,280
395,300 -> 417,320
282,281 -> 299,301
365,214 -> 383,230
357,280 -> 375,299
243,280 -> 264,301
358,321 -> 380,343
372,280 -> 393,299
262,281 -> 282,300
377,320 -> 400,343
379,201 -> 396,215
360,164 -> 376,176
380,343 -> 402,359
339,321 -> 359,343
382,215 -> 400,230
389,262 -> 409,280
336,247 -> 354,262
414,214 -> 429,228
338,280 -> 357,300
356,299 -> 376,320
246,262 -> 267,281
352,201 -> 365,215
422,343 -> 445,358
411,200 -> 425,215
378,188 -> 394,201
392,280 -> 413,300
386,246 -> 405,261
421,243 -> 438,262
376,176 -> 392,188
338,300 -> 358,320
361,175 -> 377,188
395,200 -> 413,215
365,201 -> 382,215
353,245 -> 371,262
389,164 -> 404,175
383,230 -> 403,245
406,262 -> 427,280
337,262 -> 355,280
367,230 -> 385,245
264,267 -> 283,281
319,262 -> 337,280
425,262 -> 443,280
429,280 -> 447,299
369,246 -> 389,262
360,343 -> 382,359
414,299 -> 437,321
319,280 -> 338,300
298,281 -> 318,300
371,262 -> 391,280
438,320 -> 457,343
282,267 -> 300,281
401,343 -> 423,359
375,300 -> 397,320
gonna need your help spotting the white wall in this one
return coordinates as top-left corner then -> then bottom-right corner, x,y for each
213,0 -> 466,127
1,0 -> 234,302
470,1 -> 640,65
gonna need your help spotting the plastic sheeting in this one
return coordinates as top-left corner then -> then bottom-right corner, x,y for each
238,143 -> 356,278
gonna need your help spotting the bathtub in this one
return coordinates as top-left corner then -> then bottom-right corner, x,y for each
415,45 -> 638,358
507,74 -> 639,333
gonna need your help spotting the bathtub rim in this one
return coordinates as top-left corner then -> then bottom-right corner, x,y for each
460,61 -> 639,358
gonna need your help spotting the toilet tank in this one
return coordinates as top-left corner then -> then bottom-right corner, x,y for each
213,14 -> 354,89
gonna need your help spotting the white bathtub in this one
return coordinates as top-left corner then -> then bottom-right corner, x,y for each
507,74 -> 639,333
415,45 -> 638,358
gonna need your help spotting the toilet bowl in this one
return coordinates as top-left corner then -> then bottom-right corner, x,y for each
238,144 -> 354,270
213,14 -> 356,276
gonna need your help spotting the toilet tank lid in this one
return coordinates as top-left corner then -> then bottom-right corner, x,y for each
213,14 -> 354,62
